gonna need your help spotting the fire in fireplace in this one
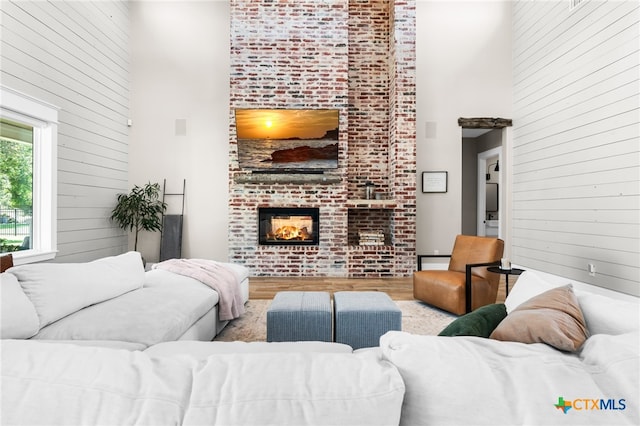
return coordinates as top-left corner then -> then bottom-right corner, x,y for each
258,207 -> 320,245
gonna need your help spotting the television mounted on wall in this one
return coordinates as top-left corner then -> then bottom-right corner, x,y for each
234,108 -> 339,171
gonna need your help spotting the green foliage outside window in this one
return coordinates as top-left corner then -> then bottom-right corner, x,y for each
0,130 -> 33,253
0,138 -> 32,209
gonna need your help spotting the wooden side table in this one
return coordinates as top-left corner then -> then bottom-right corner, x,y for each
487,267 -> 525,297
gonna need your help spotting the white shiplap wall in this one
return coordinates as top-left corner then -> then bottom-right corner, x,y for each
512,0 -> 639,296
0,0 -> 130,262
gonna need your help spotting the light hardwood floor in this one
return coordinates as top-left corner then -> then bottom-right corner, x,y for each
249,275 -> 517,303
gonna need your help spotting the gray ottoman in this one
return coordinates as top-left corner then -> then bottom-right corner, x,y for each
334,291 -> 401,349
267,291 -> 332,342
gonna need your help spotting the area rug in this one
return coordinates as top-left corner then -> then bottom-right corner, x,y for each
214,299 -> 457,342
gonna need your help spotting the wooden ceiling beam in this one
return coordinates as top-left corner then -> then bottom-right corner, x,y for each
458,117 -> 512,129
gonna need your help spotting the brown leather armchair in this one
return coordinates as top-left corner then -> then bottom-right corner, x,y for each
413,235 -> 504,315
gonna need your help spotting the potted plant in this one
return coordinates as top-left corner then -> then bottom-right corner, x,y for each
110,182 -> 167,253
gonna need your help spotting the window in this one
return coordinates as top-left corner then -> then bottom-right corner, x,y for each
0,86 -> 58,264
0,118 -> 33,252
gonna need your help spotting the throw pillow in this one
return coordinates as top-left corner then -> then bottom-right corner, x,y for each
575,291 -> 640,336
0,272 -> 40,339
490,284 -> 589,352
438,303 -> 507,337
11,251 -> 145,328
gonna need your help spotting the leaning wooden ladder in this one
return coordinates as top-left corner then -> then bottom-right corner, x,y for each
159,179 -> 186,261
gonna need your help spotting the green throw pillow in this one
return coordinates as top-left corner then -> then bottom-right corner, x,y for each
438,303 -> 507,338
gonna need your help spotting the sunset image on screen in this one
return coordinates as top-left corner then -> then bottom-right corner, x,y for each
235,109 -> 338,140
235,109 -> 340,170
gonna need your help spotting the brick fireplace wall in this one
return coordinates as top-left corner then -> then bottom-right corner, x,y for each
229,0 -> 415,278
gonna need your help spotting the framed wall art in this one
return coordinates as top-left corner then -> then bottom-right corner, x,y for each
422,171 -> 448,193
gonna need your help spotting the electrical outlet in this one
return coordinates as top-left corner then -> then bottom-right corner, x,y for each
434,249 -> 439,255
588,263 -> 596,277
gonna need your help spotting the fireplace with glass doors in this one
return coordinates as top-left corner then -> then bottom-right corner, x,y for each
258,207 -> 320,246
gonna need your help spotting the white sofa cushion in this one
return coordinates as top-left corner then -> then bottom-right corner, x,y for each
10,251 -> 145,328
504,270 -> 561,313
2,339 -> 405,426
505,270 -> 640,336
2,340 -> 193,425
576,291 -> 640,335
33,284 -> 217,347
380,330 -> 639,426
183,349 -> 404,425
30,340 -> 146,351
0,272 -> 40,339
144,340 -> 353,358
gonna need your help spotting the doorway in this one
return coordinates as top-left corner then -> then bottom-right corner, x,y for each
477,147 -> 501,237
459,118 -> 512,241
461,128 -> 502,236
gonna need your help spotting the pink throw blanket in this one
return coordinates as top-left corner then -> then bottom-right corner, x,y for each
153,259 -> 245,321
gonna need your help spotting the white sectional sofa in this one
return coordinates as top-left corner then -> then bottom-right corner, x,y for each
1,251 -> 249,350
1,266 -> 638,425
2,339 -> 406,425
